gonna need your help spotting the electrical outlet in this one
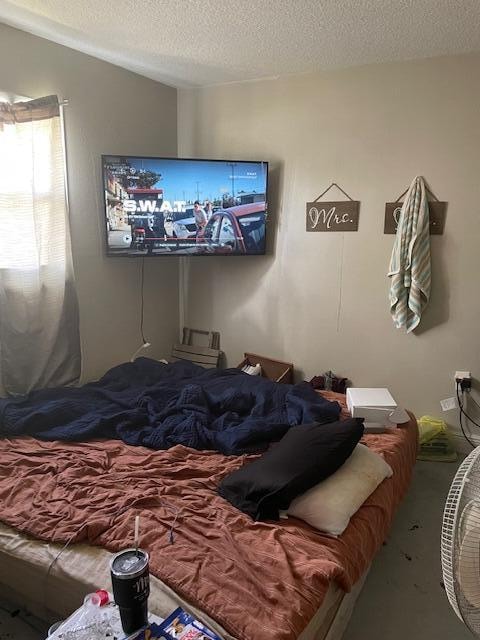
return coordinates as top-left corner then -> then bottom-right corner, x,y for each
441,397 -> 457,411
454,371 -> 472,391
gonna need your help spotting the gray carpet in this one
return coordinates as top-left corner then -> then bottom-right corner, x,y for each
343,459 -> 472,640
0,600 -> 48,640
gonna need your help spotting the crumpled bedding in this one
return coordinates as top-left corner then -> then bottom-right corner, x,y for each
0,358 -> 340,455
0,394 -> 418,640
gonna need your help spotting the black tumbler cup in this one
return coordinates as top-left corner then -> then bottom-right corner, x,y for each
110,548 -> 150,634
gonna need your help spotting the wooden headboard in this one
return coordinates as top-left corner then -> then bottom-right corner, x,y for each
237,352 -> 294,384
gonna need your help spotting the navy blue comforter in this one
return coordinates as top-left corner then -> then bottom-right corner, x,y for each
0,359 -> 341,455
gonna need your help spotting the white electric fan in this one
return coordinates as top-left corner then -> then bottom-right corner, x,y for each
441,447 -> 480,635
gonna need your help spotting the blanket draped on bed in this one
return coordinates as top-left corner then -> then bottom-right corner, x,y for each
0,398 -> 418,640
0,358 -> 340,455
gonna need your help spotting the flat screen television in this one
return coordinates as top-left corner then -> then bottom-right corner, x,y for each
102,155 -> 268,256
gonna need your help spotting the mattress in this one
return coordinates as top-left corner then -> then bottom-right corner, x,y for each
0,391 -> 417,640
0,521 -> 345,640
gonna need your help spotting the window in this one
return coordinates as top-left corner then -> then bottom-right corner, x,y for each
205,215 -> 221,242
0,101 -> 67,270
0,95 -> 80,393
218,215 -> 236,246
238,212 -> 265,252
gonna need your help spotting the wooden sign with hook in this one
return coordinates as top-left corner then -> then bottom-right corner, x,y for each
306,183 -> 360,232
384,184 -> 447,235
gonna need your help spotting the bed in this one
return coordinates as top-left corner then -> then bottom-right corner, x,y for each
0,362 -> 418,640
0,524 -> 358,640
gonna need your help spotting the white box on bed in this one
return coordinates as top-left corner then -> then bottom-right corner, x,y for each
346,388 -> 409,431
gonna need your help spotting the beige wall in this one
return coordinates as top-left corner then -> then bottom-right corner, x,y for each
0,24 -> 179,382
178,53 -> 480,426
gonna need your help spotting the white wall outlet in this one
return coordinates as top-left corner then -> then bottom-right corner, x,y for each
441,397 -> 458,411
455,371 -> 472,381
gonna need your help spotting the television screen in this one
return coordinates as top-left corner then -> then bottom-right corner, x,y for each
102,155 -> 268,256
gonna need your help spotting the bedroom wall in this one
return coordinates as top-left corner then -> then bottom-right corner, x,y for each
0,23 -> 179,383
178,53 -> 480,431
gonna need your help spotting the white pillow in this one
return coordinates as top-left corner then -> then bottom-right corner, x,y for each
287,443 -> 393,536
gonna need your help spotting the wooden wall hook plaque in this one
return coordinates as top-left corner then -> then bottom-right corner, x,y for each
384,201 -> 447,235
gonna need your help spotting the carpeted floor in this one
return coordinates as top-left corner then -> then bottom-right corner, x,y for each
343,458 -> 472,640
0,600 -> 48,639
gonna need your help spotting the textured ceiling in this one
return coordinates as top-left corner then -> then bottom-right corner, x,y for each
2,0 -> 480,88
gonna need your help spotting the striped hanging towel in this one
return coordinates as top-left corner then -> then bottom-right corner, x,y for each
388,176 -> 431,332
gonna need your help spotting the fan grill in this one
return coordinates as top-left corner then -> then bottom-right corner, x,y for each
441,447 -> 480,634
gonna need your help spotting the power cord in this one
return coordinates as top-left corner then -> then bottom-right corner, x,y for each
456,382 -> 480,429
44,498 -> 182,613
459,402 -> 475,449
140,256 -> 146,344
130,257 -> 150,362
466,392 -> 480,414
456,381 -> 479,448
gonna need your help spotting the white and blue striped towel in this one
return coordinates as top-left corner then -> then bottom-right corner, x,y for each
388,176 -> 431,332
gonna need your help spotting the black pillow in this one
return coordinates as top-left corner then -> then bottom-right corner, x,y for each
218,418 -> 364,520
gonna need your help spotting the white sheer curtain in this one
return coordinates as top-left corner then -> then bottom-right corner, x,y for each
0,95 -> 80,394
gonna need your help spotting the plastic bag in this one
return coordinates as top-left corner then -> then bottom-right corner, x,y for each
417,415 -> 457,462
49,593 -> 113,640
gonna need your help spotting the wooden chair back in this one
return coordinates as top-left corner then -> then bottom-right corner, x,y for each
171,327 -> 222,369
